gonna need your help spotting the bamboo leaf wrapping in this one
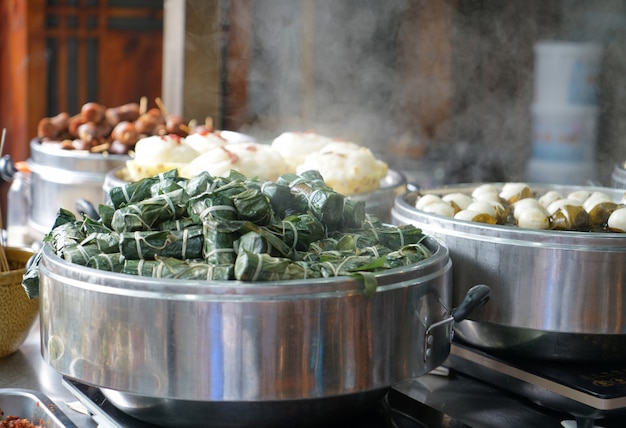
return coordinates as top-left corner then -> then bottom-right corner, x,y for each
111,188 -> 187,232
248,180 -> 297,218
45,221 -> 87,253
277,171 -> 345,229
187,192 -> 238,224
158,217 -> 200,231
109,169 -> 179,209
122,257 -> 233,280
62,243 -> 102,266
24,169 -> 433,299
269,213 -> 325,252
22,248 -> 43,298
232,188 -> 274,225
87,253 -> 125,272
236,231 -> 273,255
342,198 -> 366,229
202,221 -> 238,265
119,227 -> 204,260
234,250 -> 321,281
81,232 -> 120,254
182,171 -> 215,198
98,203 -> 116,229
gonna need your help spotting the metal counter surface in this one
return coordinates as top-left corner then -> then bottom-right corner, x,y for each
0,319 -> 96,427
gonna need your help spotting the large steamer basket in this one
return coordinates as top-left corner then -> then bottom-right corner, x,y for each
391,183 -> 626,362
27,140 -> 128,239
39,237 -> 458,428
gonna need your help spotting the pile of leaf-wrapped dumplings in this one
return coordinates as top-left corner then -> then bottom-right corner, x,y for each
23,169 -> 431,298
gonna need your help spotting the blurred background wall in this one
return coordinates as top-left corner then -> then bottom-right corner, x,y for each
2,0 -> 625,192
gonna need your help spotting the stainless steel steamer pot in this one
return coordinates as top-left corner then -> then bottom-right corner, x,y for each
38,237 -> 483,427
391,183 -> 626,361
27,140 -> 129,239
102,167 -> 406,223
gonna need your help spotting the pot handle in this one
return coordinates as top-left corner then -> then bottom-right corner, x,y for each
452,284 -> 491,323
75,198 -> 100,221
423,285 -> 490,362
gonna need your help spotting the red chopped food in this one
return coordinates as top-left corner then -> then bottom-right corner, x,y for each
0,415 -> 44,428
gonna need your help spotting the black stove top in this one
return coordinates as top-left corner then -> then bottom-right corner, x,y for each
62,344 -> 626,428
62,378 -> 429,428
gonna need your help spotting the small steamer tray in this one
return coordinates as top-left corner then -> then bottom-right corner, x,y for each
0,388 -> 77,427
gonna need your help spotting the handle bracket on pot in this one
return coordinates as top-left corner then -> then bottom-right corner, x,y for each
75,199 -> 100,221
423,284 -> 490,362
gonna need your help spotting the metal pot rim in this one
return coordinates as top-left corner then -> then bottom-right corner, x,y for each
394,182 -> 626,247
41,235 -> 449,300
30,139 -> 131,162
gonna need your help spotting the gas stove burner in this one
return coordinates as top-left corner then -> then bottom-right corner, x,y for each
447,342 -> 626,427
62,377 -> 428,428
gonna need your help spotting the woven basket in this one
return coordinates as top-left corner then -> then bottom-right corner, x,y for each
0,247 -> 39,357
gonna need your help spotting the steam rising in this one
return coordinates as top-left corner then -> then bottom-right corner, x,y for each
234,1 -> 626,185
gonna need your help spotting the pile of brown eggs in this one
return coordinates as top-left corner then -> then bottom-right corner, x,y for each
414,182 -> 626,233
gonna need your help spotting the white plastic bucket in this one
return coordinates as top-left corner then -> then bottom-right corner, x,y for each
534,41 -> 602,106
524,158 -> 596,186
530,104 -> 598,162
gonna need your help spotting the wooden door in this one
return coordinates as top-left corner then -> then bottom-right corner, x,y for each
0,0 -> 164,219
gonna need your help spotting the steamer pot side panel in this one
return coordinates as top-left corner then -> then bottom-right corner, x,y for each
391,190 -> 626,336
39,247 -> 453,402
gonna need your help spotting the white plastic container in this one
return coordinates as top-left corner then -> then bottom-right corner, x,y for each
525,158 -> 596,186
530,104 -> 598,162
534,41 -> 602,106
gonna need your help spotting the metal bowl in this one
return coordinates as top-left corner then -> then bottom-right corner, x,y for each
39,237 -> 454,427
27,139 -> 129,238
391,183 -> 626,362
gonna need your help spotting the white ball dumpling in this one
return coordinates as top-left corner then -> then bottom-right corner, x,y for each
500,182 -> 532,204
415,194 -> 445,210
133,134 -> 199,164
472,184 -> 500,202
271,131 -> 335,172
184,142 -> 290,182
608,207 -> 626,232
295,142 -> 388,195
538,190 -> 563,209
466,201 -> 497,218
185,130 -> 227,154
126,134 -> 200,180
454,209 -> 496,224
442,193 -> 474,211
512,198 -> 544,220
421,201 -> 455,217
545,198 -> 582,216
567,190 -> 591,204
582,192 -> 614,213
516,207 -> 550,230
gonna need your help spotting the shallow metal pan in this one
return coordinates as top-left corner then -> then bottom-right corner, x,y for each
0,388 -> 78,427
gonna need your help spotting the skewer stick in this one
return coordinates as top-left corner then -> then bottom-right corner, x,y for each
179,124 -> 191,135
0,128 -> 6,155
155,97 -> 169,117
139,96 -> 148,115
0,128 -> 11,271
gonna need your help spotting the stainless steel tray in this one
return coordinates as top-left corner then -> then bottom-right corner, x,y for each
0,388 -> 77,427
